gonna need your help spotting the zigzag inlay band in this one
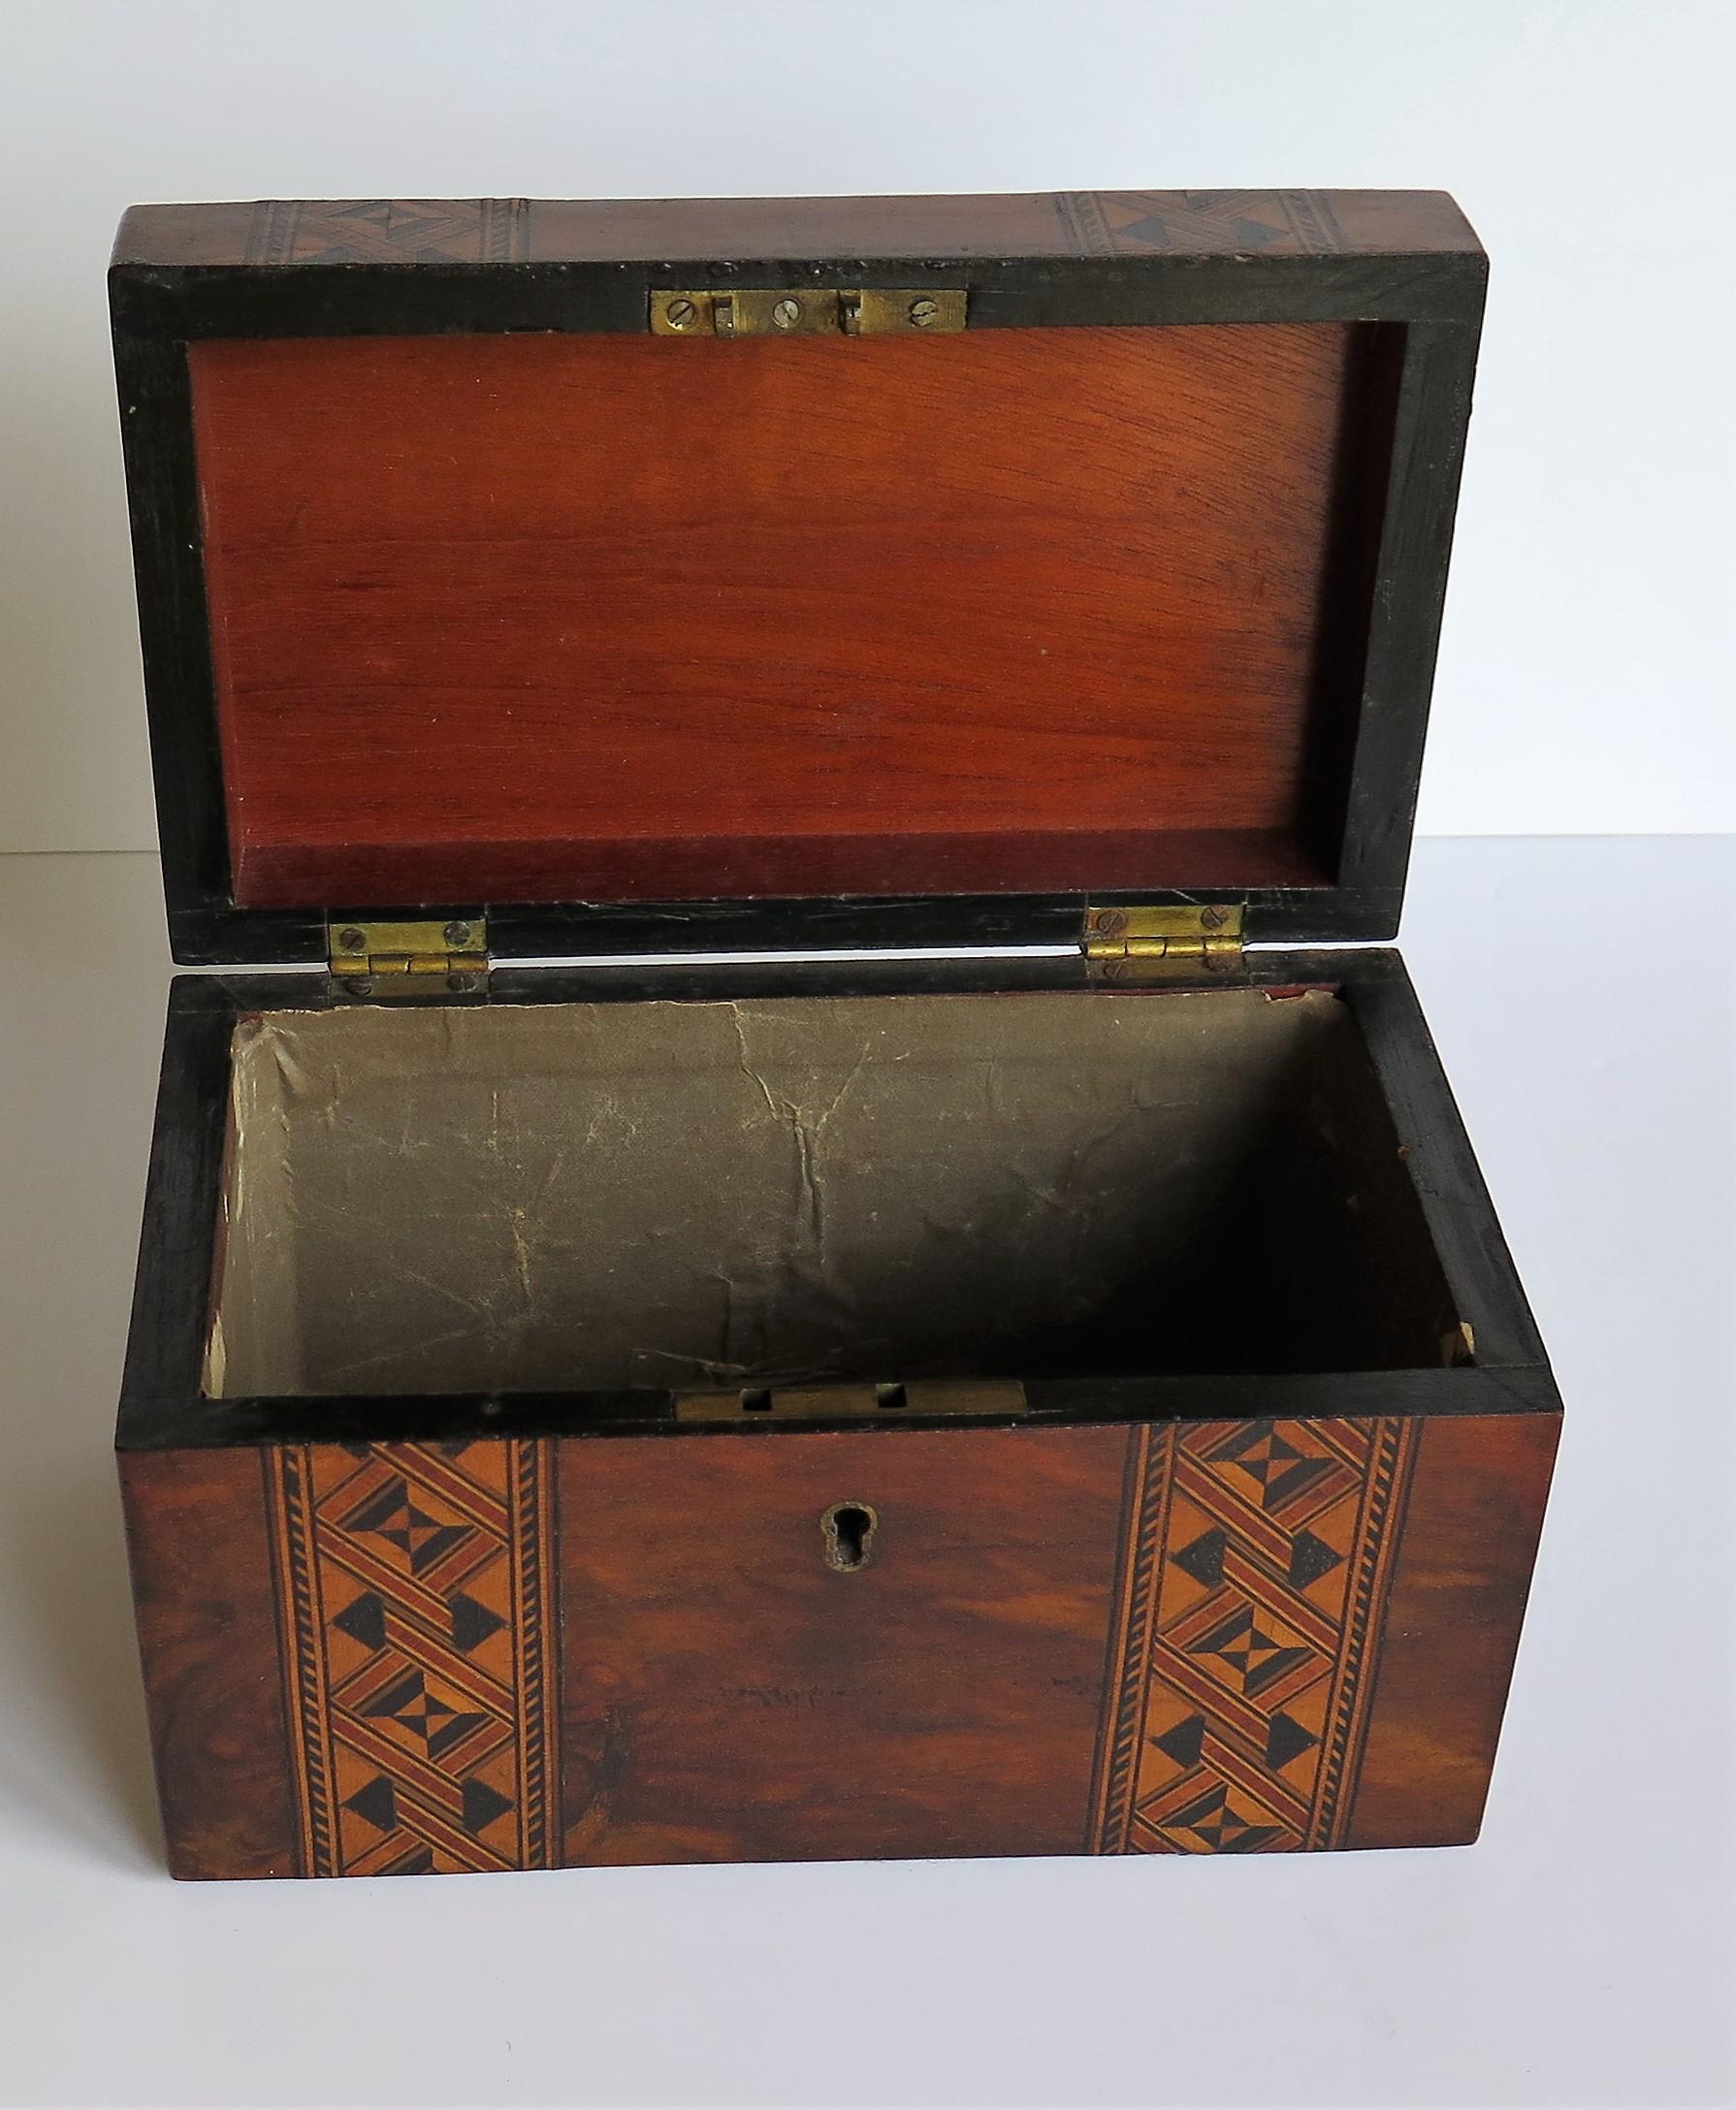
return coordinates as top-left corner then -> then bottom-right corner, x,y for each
1090,1417 -> 1419,1855
266,1438 -> 558,1877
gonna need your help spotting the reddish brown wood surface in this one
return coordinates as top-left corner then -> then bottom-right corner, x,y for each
188,324 -> 1370,907
559,1425 -> 1129,1865
118,1448 -> 298,1880
1346,1411 -> 1559,1848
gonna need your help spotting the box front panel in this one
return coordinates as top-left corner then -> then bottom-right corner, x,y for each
121,1410 -> 1555,1878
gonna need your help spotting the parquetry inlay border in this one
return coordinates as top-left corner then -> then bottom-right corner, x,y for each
1053,188 -> 1348,257
244,198 -> 530,266
1090,1417 -> 1418,1854
266,1438 -> 558,1876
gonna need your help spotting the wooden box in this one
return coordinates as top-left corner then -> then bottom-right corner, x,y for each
112,190 -> 1559,1879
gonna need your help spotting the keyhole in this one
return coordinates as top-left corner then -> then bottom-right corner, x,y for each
821,1500 -> 878,1573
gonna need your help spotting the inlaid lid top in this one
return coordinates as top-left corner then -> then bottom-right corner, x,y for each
111,191 -> 1485,965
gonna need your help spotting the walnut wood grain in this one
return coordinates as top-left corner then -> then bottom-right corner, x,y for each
1345,1410 -> 1559,1848
188,322 -> 1376,907
118,1447 -> 297,1879
559,1425 -> 1129,1866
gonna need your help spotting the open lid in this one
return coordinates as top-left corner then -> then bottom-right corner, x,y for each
111,190 -> 1485,967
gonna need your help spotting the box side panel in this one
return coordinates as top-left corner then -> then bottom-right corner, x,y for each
560,1424 -> 1130,1865
1343,1410 -> 1559,1848
118,1447 -> 298,1879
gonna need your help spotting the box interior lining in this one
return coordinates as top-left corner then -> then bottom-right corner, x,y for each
207,988 -> 1458,1400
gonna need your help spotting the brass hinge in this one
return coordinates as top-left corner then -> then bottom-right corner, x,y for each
1083,903 -> 1244,981
326,916 -> 489,999
650,287 -> 967,337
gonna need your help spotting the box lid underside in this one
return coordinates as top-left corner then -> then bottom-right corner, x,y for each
110,191 -> 1485,965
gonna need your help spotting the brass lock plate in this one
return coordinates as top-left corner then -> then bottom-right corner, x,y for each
650,288 -> 967,337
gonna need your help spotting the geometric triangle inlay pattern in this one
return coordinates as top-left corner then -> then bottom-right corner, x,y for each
244,198 -> 530,268
267,1439 -> 558,1876
1051,189 -> 1349,261
1090,1417 -> 1418,1855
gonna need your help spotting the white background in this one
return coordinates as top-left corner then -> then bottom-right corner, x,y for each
0,7 -> 1732,2110
0,0 -> 1733,851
